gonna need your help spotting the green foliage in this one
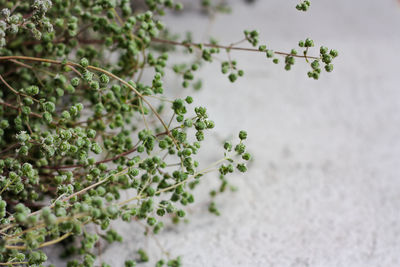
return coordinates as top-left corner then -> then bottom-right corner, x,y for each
0,0 -> 336,265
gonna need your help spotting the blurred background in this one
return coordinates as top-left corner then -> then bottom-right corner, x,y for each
61,1 -> 400,266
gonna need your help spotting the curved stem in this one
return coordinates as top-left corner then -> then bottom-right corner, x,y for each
0,74 -> 40,103
0,56 -> 171,134
0,101 -> 42,118
5,232 -> 72,250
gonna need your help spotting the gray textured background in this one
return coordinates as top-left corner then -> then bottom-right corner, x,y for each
49,0 -> 400,266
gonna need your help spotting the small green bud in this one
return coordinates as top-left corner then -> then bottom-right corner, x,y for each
61,111 -> 71,119
99,74 -> 110,84
147,217 -> 156,226
322,54 -> 332,64
176,210 -> 185,217
80,57 -> 89,67
91,143 -> 102,154
325,64 -> 334,72
90,81 -> 99,90
71,77 -> 80,87
128,168 -> 139,177
236,163 -> 247,173
320,46 -> 329,55
125,260 -> 136,267
22,163 -> 33,175
195,121 -> 206,131
185,96 -> 193,104
175,3 -> 184,11
305,38 -> 314,47
191,64 -> 199,71
0,120 -> 9,129
242,152 -> 251,161
87,129 -> 96,138
43,101 -> 55,113
238,130 -> 247,140
235,143 -> 246,154
266,50 -> 274,58
206,120 -> 215,129
26,85 -> 39,95
17,131 -> 30,142
330,49 -> 339,58
138,249 -> 149,262
311,60 -> 320,70
184,119 -> 193,128
223,141 -> 232,151
228,73 -> 237,83
43,112 -> 52,123
15,213 -> 27,223
107,205 -> 119,216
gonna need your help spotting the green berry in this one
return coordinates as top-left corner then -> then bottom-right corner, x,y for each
71,77 -> 80,87
228,73 -> 237,83
177,210 -> 185,217
80,57 -> 89,67
239,130 -> 247,140
330,49 -> 339,58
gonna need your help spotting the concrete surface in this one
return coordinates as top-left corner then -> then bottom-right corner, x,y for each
49,0 -> 400,266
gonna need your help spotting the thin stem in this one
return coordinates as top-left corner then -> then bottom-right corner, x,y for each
0,177 -> 16,195
139,97 -> 150,130
11,59 -> 57,78
32,36 -> 320,60
60,168 -> 127,203
0,101 -> 42,118
112,8 -> 124,26
41,143 -> 140,170
0,262 -> 29,266
5,232 -> 72,250
0,74 -> 40,103
117,157 -> 228,206
146,95 -> 173,103
151,37 -> 320,60
6,213 -> 87,241
0,143 -> 19,155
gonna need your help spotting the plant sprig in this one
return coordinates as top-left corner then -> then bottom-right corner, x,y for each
0,0 -> 337,265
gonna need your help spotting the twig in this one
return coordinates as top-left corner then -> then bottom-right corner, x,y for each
151,37 -> 320,59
